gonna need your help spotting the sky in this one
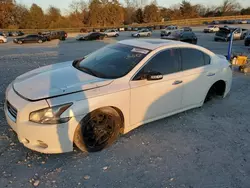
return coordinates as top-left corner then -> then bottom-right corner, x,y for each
16,0 -> 250,13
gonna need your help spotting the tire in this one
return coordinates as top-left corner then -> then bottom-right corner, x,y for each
147,33 -> 151,37
74,107 -> 121,152
245,42 -> 249,46
137,34 -> 140,38
38,39 -> 43,43
18,40 -> 22,44
204,86 -> 217,103
0,40 -> 3,43
115,34 -> 119,37
214,38 -> 218,42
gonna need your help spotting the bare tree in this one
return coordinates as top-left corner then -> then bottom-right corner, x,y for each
219,0 -> 241,14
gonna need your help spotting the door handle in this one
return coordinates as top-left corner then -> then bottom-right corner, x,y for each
172,80 -> 183,85
207,73 -> 215,77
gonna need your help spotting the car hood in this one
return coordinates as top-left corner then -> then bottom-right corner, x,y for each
13,61 -> 113,101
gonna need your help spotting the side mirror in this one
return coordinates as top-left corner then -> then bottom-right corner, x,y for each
146,71 -> 163,81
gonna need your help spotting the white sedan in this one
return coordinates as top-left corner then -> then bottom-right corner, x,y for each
4,39 -> 232,154
104,29 -> 119,37
0,35 -> 8,43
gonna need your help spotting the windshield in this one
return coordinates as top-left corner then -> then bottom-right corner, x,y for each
75,43 -> 150,79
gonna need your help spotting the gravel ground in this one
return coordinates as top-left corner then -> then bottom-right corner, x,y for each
0,27 -> 250,188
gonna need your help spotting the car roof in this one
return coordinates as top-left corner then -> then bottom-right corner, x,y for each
118,39 -> 190,50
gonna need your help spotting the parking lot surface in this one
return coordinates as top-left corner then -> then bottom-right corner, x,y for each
1,27 -> 250,188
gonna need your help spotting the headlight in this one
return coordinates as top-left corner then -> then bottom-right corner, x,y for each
29,103 -> 72,124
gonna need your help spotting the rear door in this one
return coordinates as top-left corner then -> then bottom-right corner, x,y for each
180,48 -> 215,108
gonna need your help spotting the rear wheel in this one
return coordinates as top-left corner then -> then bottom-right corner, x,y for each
0,40 -> 3,43
147,33 -> 151,37
38,39 -> 43,43
205,81 -> 226,103
18,40 -> 22,44
74,107 -> 121,152
137,34 -> 140,38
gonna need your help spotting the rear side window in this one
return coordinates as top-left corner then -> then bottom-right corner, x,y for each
141,49 -> 180,76
204,53 -> 211,65
180,48 -> 210,70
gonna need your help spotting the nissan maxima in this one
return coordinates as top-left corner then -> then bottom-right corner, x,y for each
4,39 -> 232,154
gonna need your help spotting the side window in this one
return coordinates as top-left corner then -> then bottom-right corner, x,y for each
204,53 -> 211,65
140,49 -> 180,76
181,48 -> 210,70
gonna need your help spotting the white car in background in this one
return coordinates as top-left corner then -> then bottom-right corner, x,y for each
4,39 -> 232,154
204,25 -> 220,33
0,35 -> 7,43
131,29 -> 152,37
161,25 -> 178,36
104,29 -> 119,37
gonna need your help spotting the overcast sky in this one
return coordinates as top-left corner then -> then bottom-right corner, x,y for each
16,0 -> 250,12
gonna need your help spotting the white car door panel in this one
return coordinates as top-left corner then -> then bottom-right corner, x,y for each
129,48 -> 183,126
130,73 -> 183,126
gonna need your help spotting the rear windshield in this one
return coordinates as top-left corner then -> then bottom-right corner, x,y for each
75,43 -> 150,79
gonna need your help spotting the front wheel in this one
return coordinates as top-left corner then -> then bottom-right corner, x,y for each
137,34 -> 140,38
38,39 -> 43,43
18,40 -> 22,44
74,107 -> 121,152
0,40 -> 3,43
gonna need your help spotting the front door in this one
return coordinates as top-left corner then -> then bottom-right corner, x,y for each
130,48 -> 183,126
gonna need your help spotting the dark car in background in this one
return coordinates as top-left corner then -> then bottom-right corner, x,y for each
182,27 -> 192,32
49,31 -> 67,41
76,32 -> 105,41
38,31 -> 67,41
214,27 -> 248,42
8,31 -> 24,37
162,30 -> 198,44
13,34 -> 47,44
245,35 -> 250,46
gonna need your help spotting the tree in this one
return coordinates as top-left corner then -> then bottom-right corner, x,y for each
88,0 -> 102,26
47,6 -> 61,23
241,7 -> 250,15
143,3 -> 161,23
11,4 -> 30,29
179,0 -> 199,18
0,0 -> 15,28
104,0 -> 124,26
219,0 -> 241,15
28,4 -> 45,29
135,8 -> 143,23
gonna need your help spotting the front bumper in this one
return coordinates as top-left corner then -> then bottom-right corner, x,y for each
4,85 -> 78,154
